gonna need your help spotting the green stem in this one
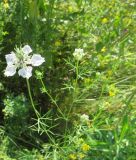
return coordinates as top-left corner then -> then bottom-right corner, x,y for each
67,60 -> 79,120
75,60 -> 79,87
26,79 -> 39,118
40,78 -> 58,107
39,78 -> 64,117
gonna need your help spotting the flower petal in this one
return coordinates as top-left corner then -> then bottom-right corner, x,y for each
22,45 -> 32,54
18,66 -> 32,79
31,54 -> 45,66
4,65 -> 16,77
5,52 -> 17,65
73,48 -> 85,61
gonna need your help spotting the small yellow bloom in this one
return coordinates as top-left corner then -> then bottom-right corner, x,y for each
55,40 -> 61,47
4,2 -> 9,9
81,144 -> 90,152
3,0 -> 9,9
102,18 -> 108,24
109,85 -> 118,97
78,153 -> 85,159
109,90 -> 115,97
69,154 -> 77,160
101,46 -> 107,52
68,6 -> 73,12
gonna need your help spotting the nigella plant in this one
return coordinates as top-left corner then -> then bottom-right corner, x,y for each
4,45 -> 45,118
4,45 -> 45,79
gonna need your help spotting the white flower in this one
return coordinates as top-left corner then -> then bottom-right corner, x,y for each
22,45 -> 32,55
41,18 -> 46,22
18,66 -> 32,79
73,48 -> 85,61
31,54 -> 45,66
80,114 -> 89,123
4,65 -> 16,77
5,52 -> 17,65
4,45 -> 45,79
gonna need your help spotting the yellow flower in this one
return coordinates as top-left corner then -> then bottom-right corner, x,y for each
68,6 -> 73,12
69,154 -> 77,160
78,153 -> 85,159
101,46 -> 107,52
109,90 -> 115,97
109,85 -> 118,97
3,0 -> 9,9
4,2 -> 9,9
102,18 -> 108,24
55,40 -> 61,47
81,144 -> 90,152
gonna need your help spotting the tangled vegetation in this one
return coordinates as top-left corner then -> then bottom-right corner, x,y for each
0,0 -> 136,159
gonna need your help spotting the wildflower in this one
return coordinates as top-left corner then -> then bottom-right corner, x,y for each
69,154 -> 77,160
3,0 -> 9,9
4,3 -> 9,9
80,114 -> 89,123
102,18 -> 108,24
55,40 -> 61,47
41,18 -> 46,22
73,48 -> 85,61
4,45 -> 45,79
81,144 -> 90,152
109,90 -> 116,97
101,46 -> 107,52
68,6 -> 73,12
64,20 -> 69,24
109,85 -> 118,97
